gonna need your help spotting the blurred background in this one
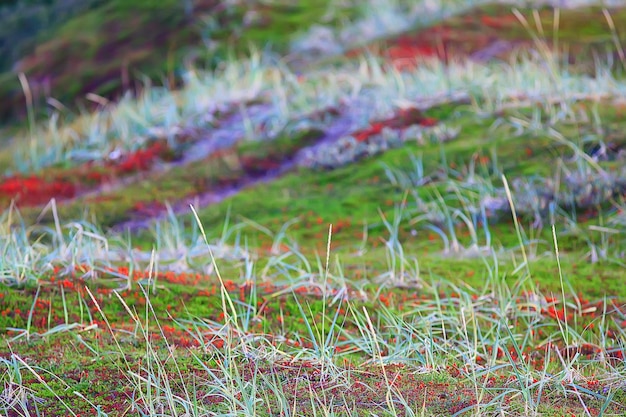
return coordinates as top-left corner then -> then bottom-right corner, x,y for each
1,0 -> 234,124
0,0 -> 364,126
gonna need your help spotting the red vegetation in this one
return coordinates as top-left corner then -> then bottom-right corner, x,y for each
379,26 -> 449,70
362,12 -> 526,71
114,141 -> 169,173
86,141 -> 172,183
0,175 -> 76,206
0,141 -> 173,208
3,262 -> 626,367
353,108 -> 438,142
387,43 -> 438,71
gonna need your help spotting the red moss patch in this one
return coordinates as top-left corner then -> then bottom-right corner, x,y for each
113,141 -> 173,174
346,10 -> 531,71
0,175 -> 76,206
0,141 -> 177,209
353,108 -> 438,142
86,140 -> 176,183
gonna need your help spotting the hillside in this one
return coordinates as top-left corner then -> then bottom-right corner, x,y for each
2,1 -> 626,415
0,0 -> 356,123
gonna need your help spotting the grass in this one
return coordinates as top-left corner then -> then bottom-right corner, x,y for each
1,218 -> 626,415
3,0 -> 626,415
0,0 -> 358,125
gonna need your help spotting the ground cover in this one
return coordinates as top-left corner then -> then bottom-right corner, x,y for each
2,0 -> 626,415
356,5 -> 626,70
0,0 -> 358,124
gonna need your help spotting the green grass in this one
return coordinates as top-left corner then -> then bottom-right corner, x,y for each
3,1 -> 626,415
2,223 -> 626,415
